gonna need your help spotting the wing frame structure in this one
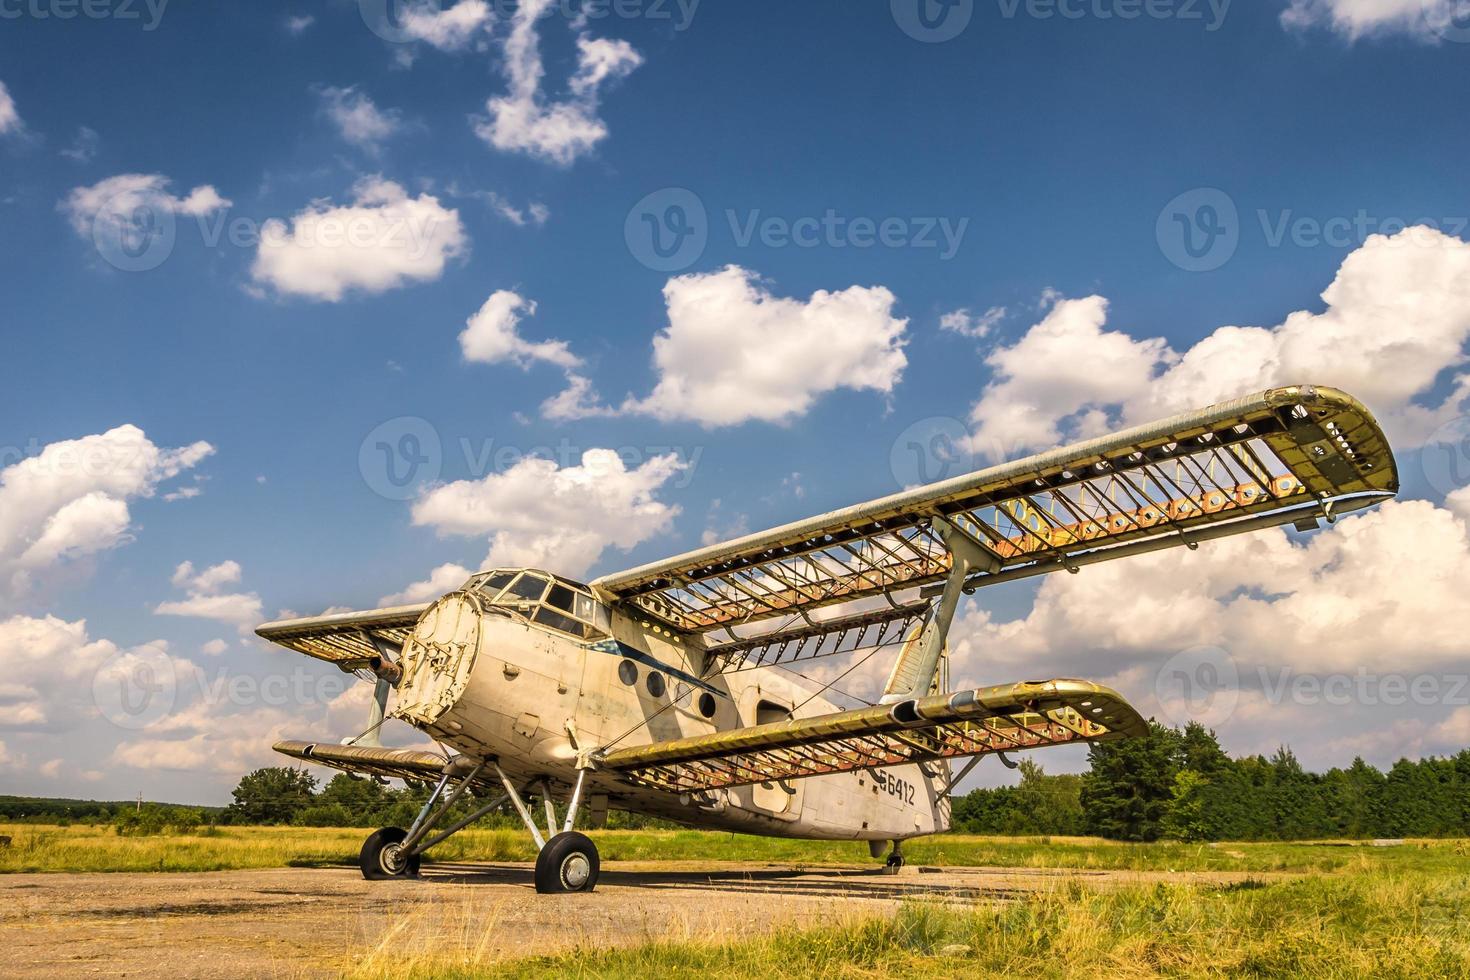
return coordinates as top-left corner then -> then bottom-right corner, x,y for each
274,740 -> 453,783
256,604 -> 430,670
593,385 -> 1397,633
597,679 -> 1147,793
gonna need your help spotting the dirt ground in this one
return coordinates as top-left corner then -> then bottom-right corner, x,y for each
0,861 -> 1275,977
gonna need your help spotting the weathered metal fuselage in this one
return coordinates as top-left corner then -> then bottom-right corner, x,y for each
388,590 -> 949,841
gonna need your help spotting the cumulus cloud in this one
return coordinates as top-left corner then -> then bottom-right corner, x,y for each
250,178 -> 467,301
615,265 -> 909,427
0,80 -> 21,136
411,449 -> 684,577
1281,0 -> 1467,41
0,614 -> 121,731
400,0 -> 494,49
316,86 -> 401,150
473,0 -> 642,165
459,290 -> 581,369
62,174 -> 230,243
154,560 -> 263,632
965,228 -> 1470,457
379,562 -> 474,606
0,426 -> 213,601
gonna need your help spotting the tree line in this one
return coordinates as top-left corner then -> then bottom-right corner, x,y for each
953,721 -> 1470,842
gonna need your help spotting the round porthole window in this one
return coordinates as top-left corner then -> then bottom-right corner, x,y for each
698,692 -> 717,719
617,659 -> 638,686
646,671 -> 666,698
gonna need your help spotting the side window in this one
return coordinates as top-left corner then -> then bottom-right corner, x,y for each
533,605 -> 584,637
505,574 -> 547,602
546,583 -> 576,613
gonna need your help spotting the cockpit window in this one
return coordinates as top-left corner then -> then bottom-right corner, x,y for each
504,573 -> 549,603
470,568 -> 611,640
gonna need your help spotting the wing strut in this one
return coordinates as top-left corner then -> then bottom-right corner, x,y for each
880,517 -> 999,703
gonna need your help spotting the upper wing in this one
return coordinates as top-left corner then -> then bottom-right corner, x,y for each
593,384 -> 1397,632
256,604 -> 429,669
597,679 -> 1146,793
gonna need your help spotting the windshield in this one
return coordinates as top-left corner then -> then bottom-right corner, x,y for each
464,569 -> 611,640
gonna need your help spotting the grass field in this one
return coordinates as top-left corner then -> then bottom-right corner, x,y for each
3,822 -> 1467,876
5,825 -> 1467,977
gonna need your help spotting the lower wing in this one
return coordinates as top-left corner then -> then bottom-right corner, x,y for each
596,679 -> 1144,793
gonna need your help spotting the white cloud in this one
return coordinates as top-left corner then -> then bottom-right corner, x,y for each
620,265 -> 910,427
940,305 -> 1005,339
473,0 -> 642,165
0,426 -> 214,601
541,373 -> 617,421
316,86 -> 401,150
0,614 -> 119,731
954,500 -> 1470,677
250,178 -> 467,301
170,559 -> 242,595
400,0 -> 494,49
1281,0 -> 1467,41
62,174 -> 230,243
200,638 -> 229,657
284,13 -> 315,35
459,289 -> 581,369
0,80 -> 21,136
154,560 -> 263,632
379,562 -> 474,606
482,191 -> 549,227
411,449 -> 684,577
60,126 -> 99,163
966,228 -> 1470,458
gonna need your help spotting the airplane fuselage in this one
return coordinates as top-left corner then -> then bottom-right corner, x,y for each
387,586 -> 950,842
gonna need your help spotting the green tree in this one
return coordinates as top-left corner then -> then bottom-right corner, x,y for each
1162,769 -> 1213,842
1081,721 -> 1181,842
228,767 -> 317,825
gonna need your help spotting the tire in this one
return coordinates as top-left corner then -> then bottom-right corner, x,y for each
534,831 -> 600,894
359,827 -> 422,881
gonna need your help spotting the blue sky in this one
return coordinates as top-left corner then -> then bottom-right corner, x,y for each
3,0 -> 1470,804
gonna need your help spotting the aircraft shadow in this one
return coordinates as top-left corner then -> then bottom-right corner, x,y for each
420,862 -> 1036,902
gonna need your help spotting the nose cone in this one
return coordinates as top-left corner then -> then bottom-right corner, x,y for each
392,591 -> 483,728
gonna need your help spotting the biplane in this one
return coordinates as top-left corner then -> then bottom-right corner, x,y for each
258,384 -> 1397,893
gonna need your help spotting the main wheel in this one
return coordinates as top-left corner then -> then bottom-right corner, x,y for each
534,831 -> 600,894
359,827 -> 422,881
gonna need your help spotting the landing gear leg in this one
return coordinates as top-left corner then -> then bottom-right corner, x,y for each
360,827 -> 422,880
494,764 -> 600,894
883,840 -> 906,873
